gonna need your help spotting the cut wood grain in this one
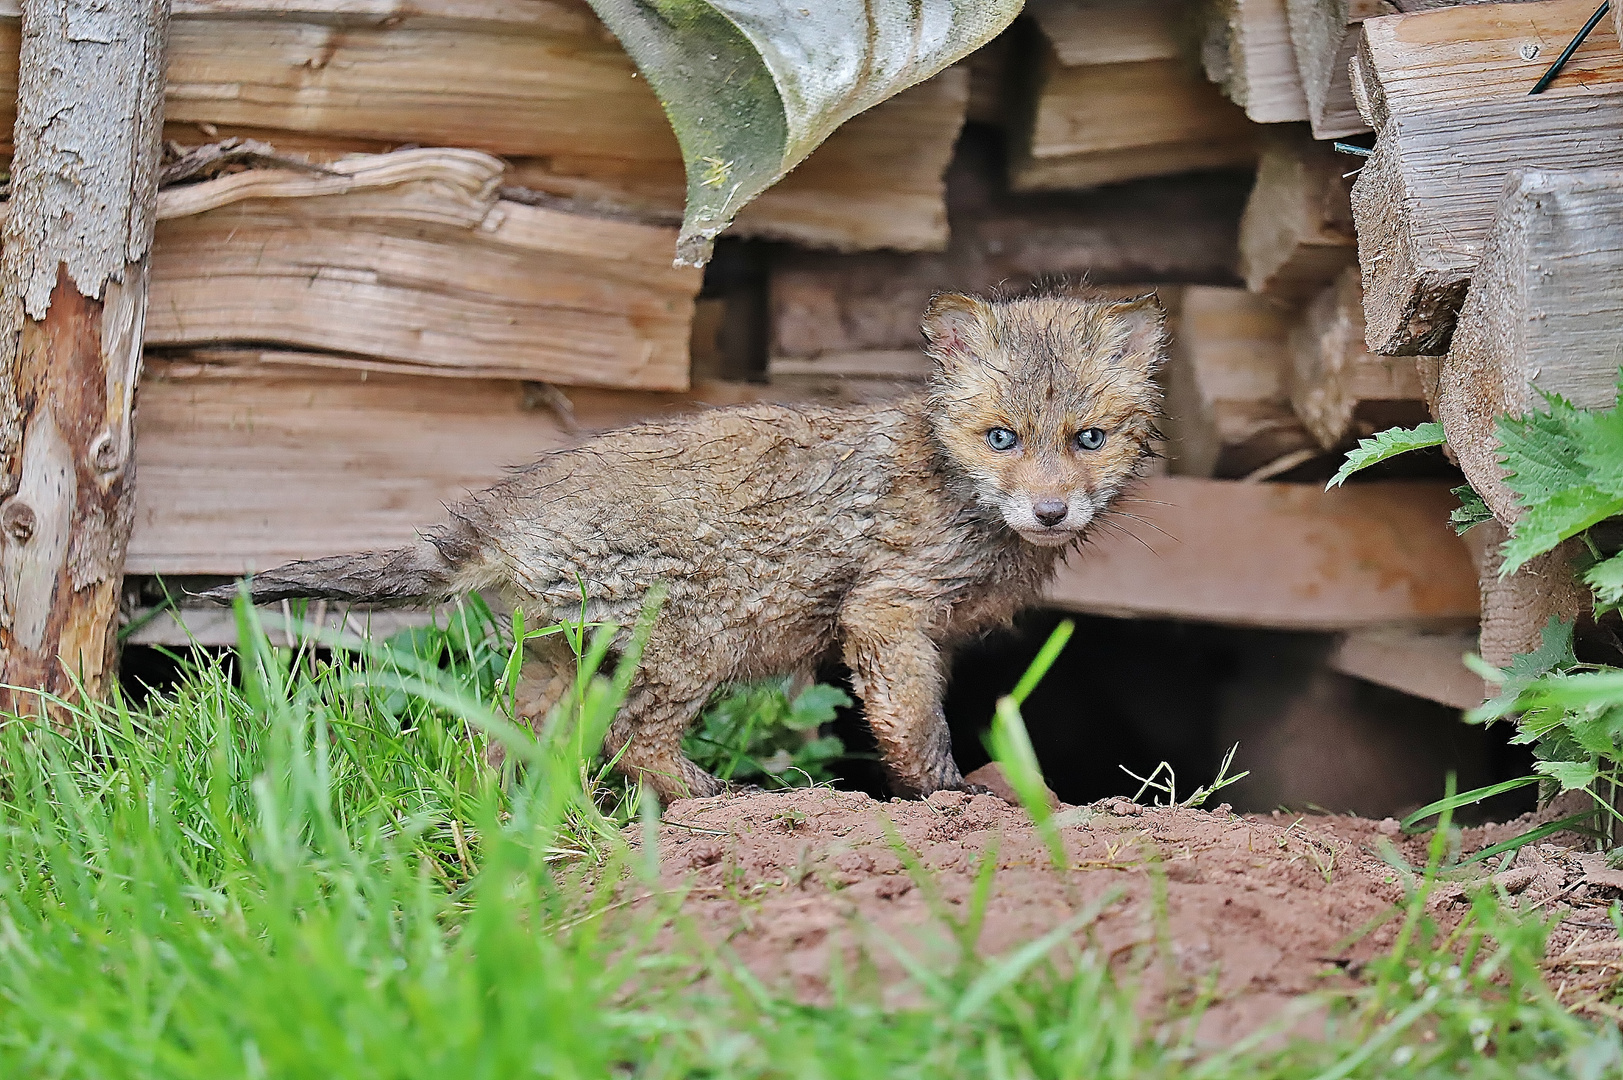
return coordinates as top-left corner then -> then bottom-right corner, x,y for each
1238,125 -> 1357,299
0,2 -> 968,253
1161,286 -> 1320,477
1284,0 -> 1390,140
1349,0 -> 1623,354
1203,0 -> 1312,123
1047,476 -> 1479,629
1029,0 -> 1188,65
146,149 -> 701,390
1013,29 -> 1258,191
1329,629 -> 1483,709
1290,266 -> 1429,448
1438,168 -> 1623,527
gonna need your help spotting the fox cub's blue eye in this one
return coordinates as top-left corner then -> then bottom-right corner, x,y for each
986,428 -> 1019,452
1076,428 -> 1107,451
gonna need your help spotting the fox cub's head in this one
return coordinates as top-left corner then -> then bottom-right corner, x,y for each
922,292 -> 1163,547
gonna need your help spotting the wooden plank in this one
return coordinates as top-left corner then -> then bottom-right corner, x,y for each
1237,124 -> 1357,299
146,149 -> 701,390
1349,0 -> 1623,354
1046,476 -> 1480,629
1011,40 -> 1258,191
126,355 -> 829,575
1329,629 -> 1483,709
1203,0 -> 1312,123
0,3 -> 967,253
1161,286 -> 1320,477
1438,167 -> 1623,525
1289,266 -> 1428,448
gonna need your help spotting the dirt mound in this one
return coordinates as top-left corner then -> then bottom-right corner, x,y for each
652,788 -> 1421,1041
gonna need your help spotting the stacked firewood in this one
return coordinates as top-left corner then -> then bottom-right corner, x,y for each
17,0 -> 1603,708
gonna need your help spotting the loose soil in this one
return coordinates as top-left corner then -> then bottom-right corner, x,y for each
649,785 -> 1623,1039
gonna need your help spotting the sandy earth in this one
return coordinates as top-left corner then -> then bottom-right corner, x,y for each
643,784 -> 1623,1040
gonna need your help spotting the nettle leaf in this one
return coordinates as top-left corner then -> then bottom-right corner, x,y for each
1450,484 -> 1492,535
589,0 -> 1022,265
1534,757 -> 1599,793
1499,485 -> 1623,576
1586,552 -> 1623,610
1325,422 -> 1445,489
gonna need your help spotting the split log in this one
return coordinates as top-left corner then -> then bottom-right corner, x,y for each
1047,476 -> 1479,629
1161,286 -> 1320,477
1012,20 -> 1258,192
0,0 -> 169,709
1349,0 -> 1623,354
146,149 -> 701,390
1238,125 -> 1357,300
1289,266 -> 1429,448
0,2 -> 969,253
1329,629 -> 1483,709
1202,0 -> 1311,124
1438,167 -> 1623,526
1028,0 -> 1188,66
1462,520 -> 1588,671
1283,0 -> 1389,140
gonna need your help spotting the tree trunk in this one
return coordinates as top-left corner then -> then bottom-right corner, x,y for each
0,0 -> 169,711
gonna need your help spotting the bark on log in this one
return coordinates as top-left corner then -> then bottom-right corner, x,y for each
1237,124 -> 1357,300
1161,286 -> 1320,477
0,0 -> 169,709
1202,0 -> 1312,124
1289,266 -> 1429,448
1438,168 -> 1623,526
1349,0 -> 1623,355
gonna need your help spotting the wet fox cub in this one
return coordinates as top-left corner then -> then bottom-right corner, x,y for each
217,292 -> 1165,801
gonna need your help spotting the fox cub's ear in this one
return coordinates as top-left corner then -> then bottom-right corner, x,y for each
921,292 -> 994,365
1103,294 -> 1167,372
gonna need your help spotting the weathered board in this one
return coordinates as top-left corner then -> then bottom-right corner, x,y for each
1047,475 -> 1480,629
148,149 -> 701,389
1284,0 -> 1388,140
1438,167 -> 1623,526
1349,0 -> 1623,354
1329,629 -> 1483,709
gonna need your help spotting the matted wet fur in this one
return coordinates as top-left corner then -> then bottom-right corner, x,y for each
208,292 -> 1165,801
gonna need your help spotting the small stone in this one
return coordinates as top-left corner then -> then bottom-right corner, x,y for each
1376,818 -> 1401,836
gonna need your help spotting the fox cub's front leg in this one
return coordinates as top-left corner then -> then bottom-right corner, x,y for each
840,600 -> 963,796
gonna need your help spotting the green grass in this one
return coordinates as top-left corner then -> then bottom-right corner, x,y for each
0,595 -> 1616,1078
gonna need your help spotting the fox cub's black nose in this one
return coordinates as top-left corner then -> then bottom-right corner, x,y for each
1033,499 -> 1068,527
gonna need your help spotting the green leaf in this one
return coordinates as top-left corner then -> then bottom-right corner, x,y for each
587,0 -> 1022,266
1325,422 -> 1445,489
1533,757 -> 1598,792
1499,485 -> 1623,576
787,683 -> 853,729
1587,552 -> 1623,611
1449,484 -> 1493,535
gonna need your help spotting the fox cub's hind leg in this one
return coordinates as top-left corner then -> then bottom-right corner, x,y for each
604,654 -> 725,803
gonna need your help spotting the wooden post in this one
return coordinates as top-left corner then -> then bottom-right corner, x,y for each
0,0 -> 170,710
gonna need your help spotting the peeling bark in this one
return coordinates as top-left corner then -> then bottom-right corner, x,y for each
0,0 -> 169,711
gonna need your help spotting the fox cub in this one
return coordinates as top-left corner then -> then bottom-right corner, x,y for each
217,292 -> 1165,801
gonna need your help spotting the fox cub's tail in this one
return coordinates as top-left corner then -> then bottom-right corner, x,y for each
199,527 -> 481,606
